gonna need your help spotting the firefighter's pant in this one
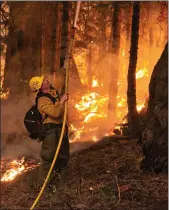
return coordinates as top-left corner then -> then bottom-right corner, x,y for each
37,125 -> 69,187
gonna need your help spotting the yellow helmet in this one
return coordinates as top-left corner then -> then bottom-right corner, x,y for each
29,75 -> 44,92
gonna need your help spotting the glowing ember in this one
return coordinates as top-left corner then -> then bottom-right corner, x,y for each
122,118 -> 128,124
136,68 -> 149,79
136,104 -> 145,112
92,77 -> 99,87
114,125 -> 121,130
0,88 -> 10,100
92,136 -> 98,142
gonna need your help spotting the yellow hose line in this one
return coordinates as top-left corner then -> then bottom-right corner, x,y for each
30,39 -> 74,210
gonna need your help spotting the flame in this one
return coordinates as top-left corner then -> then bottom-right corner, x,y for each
92,76 -> 99,87
69,124 -> 84,142
92,136 -> 98,142
70,80 -> 109,142
75,92 -> 98,111
71,68 -> 147,141
117,98 -> 126,107
1,158 -> 25,182
136,68 -> 149,79
122,118 -> 127,124
136,103 -> 145,112
1,157 -> 39,182
75,91 -> 108,124
84,112 -> 107,123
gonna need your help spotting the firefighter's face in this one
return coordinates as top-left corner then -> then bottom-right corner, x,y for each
41,78 -> 50,90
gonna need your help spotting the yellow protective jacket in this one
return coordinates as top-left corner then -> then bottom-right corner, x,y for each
37,89 -> 64,124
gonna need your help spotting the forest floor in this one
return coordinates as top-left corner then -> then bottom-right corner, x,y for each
1,136 -> 168,210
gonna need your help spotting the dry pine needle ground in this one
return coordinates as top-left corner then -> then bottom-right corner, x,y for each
1,138 -> 168,210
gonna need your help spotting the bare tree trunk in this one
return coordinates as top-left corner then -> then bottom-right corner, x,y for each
41,1 -> 45,74
3,2 -> 42,98
99,11 -> 106,85
41,2 -> 59,76
53,2 -> 70,94
127,2 -> 140,138
124,3 -> 132,57
108,2 -> 121,121
87,46 -> 92,87
60,1 -> 70,68
52,2 -> 62,73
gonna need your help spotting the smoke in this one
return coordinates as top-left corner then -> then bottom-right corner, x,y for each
1,95 -> 41,159
1,137 -> 41,159
64,51 -> 119,146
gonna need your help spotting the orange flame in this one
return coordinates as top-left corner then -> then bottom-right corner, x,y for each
92,76 -> 99,87
70,77 -> 109,142
1,157 -> 25,182
136,103 -> 145,112
136,68 -> 149,79
75,91 -> 108,123
1,157 -> 40,182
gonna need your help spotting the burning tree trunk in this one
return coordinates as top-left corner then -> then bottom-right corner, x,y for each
127,2 -> 140,138
140,43 -> 168,173
108,2 -> 121,121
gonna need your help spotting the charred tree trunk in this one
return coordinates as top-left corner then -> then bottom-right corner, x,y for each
108,2 -> 121,121
140,43 -> 168,173
127,2 -> 140,138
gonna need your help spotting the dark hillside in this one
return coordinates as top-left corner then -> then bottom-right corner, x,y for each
1,137 -> 167,210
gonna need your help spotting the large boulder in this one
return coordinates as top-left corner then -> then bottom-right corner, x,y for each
140,43 -> 168,173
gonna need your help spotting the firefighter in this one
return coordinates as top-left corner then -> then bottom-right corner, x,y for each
29,75 -> 69,191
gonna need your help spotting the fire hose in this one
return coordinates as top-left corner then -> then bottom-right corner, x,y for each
30,2 -> 81,209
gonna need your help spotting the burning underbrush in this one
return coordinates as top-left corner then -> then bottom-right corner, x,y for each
1,157 -> 40,182
1,73 -> 148,183
0,51 -> 153,185
68,90 -> 112,143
